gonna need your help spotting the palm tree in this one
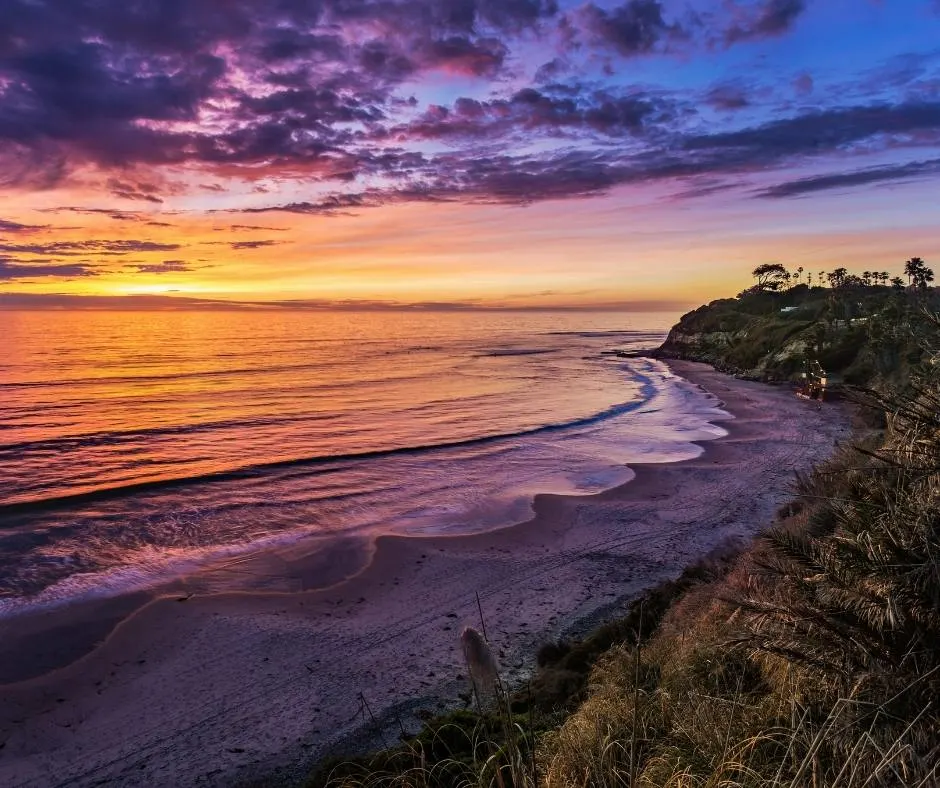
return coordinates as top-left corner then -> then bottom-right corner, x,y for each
827,267 -> 848,288
904,257 -> 935,289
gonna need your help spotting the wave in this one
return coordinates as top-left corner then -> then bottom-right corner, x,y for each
0,360 -> 326,390
546,330 -> 665,338
0,409 -> 343,457
0,336 -> 656,391
478,348 -> 557,357
0,374 -> 658,518
0,344 -> 446,391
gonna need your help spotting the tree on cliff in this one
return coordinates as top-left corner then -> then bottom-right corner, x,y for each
826,267 -> 849,288
904,257 -> 935,289
751,263 -> 789,291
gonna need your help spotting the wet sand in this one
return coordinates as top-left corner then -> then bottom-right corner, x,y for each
0,362 -> 852,787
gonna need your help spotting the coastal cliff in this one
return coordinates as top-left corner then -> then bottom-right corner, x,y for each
653,283 -> 937,387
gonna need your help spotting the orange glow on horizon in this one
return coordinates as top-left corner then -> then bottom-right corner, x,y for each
3,177 -> 939,309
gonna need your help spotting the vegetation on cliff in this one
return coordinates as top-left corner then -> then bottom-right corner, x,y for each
655,259 -> 937,387
308,284 -> 940,788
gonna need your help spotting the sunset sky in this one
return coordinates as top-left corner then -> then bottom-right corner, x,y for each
1,0 -> 939,308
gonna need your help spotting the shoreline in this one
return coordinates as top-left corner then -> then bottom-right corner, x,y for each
0,355 -> 708,682
0,361 -> 852,788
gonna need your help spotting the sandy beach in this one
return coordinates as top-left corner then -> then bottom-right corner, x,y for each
0,362 -> 852,788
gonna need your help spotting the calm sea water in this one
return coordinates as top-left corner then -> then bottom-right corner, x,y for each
0,309 -> 727,616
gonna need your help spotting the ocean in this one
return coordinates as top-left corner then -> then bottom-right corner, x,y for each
0,309 -> 727,617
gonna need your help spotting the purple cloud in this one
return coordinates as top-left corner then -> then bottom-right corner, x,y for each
108,179 -> 165,203
229,240 -> 282,249
0,257 -> 98,279
0,218 -> 47,233
0,0 -> 937,219
238,99 -> 940,213
723,0 -> 806,46
130,259 -> 192,273
576,1 -> 679,57
756,157 -> 940,198
417,36 -> 508,77
704,83 -> 751,112
50,208 -> 149,222
0,0 -> 564,185
684,101 -> 940,158
0,239 -> 181,256
386,86 -> 674,141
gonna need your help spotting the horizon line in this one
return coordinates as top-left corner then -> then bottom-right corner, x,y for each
0,293 -> 695,313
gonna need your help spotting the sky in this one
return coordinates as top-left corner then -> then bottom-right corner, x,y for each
0,0 -> 939,309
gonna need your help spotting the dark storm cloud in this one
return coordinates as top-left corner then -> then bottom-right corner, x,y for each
755,158 -> 940,198
723,0 -> 806,45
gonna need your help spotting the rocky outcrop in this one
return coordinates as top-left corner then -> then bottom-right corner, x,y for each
652,299 -> 823,381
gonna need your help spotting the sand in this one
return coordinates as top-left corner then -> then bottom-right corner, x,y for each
0,362 -> 853,788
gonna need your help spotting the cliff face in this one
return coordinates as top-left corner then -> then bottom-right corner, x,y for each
654,298 -> 816,381
654,287 -> 935,386
660,327 -> 811,380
